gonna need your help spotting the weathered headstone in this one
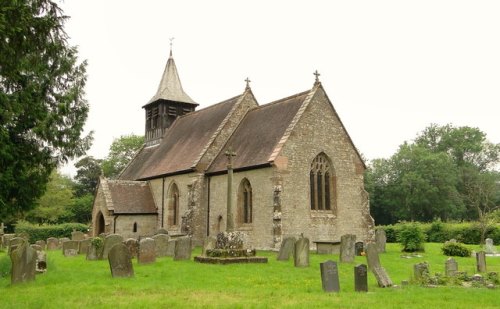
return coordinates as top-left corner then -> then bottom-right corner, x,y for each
2,234 -> 15,250
71,231 -> 85,241
277,236 -> 296,261
294,236 -> 310,267
340,234 -> 356,263
10,242 -> 36,284
35,240 -> 46,250
36,250 -> 47,273
86,238 -> 103,261
8,237 -> 26,255
124,238 -> 139,258
138,238 -> 156,264
102,234 -> 124,260
202,236 -> 217,256
476,251 -> 487,272
79,239 -> 91,255
46,237 -> 59,250
355,242 -> 364,256
375,229 -> 386,253
30,244 -> 43,252
152,234 -> 170,257
354,264 -> 368,292
166,239 -> 177,257
156,228 -> 169,235
365,243 -> 392,287
62,240 -> 79,257
484,238 -> 497,254
445,257 -> 458,277
320,260 -> 340,292
414,262 -> 429,280
59,237 -> 70,244
174,236 -> 192,261
108,243 -> 134,278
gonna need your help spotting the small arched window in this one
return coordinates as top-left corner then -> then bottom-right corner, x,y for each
310,153 -> 336,212
237,178 -> 253,224
133,222 -> 138,233
168,183 -> 180,226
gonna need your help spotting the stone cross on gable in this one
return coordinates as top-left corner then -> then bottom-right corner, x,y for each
245,77 -> 251,90
225,146 -> 237,232
225,146 -> 237,168
314,70 -> 321,84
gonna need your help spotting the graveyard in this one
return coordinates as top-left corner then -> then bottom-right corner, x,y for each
0,241 -> 499,308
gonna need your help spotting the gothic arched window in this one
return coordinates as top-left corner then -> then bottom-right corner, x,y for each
168,183 -> 180,226
237,178 -> 253,224
310,153 -> 336,212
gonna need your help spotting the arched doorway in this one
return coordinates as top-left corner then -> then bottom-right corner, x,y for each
95,212 -> 105,236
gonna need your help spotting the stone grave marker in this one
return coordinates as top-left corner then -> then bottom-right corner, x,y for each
476,251 -> 487,272
102,234 -> 124,259
320,260 -> 340,292
2,234 -> 15,250
174,236 -> 192,261
294,236 -> 310,267
375,229 -> 386,253
414,262 -> 429,280
63,240 -> 79,257
202,236 -> 217,256
156,228 -> 169,235
166,239 -> 177,257
355,242 -> 364,256
365,243 -> 392,287
340,234 -> 356,263
152,234 -> 170,257
30,244 -> 43,252
125,238 -> 139,258
108,243 -> 134,278
138,238 -> 156,264
71,230 -> 85,241
59,237 -> 70,244
36,250 -> 47,273
445,257 -> 458,277
79,239 -> 91,255
87,238 -> 104,261
8,237 -> 26,255
277,236 -> 296,261
10,242 -> 36,284
484,238 -> 497,254
354,264 -> 368,292
35,240 -> 46,250
46,237 -> 59,250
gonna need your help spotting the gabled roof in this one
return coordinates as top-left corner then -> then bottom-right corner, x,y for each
145,51 -> 197,106
102,179 -> 157,214
207,90 -> 310,174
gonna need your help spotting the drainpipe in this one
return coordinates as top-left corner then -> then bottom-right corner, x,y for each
206,177 -> 211,236
161,177 -> 166,228
113,215 -> 119,234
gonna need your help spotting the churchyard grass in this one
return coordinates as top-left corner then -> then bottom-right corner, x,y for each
0,243 -> 499,308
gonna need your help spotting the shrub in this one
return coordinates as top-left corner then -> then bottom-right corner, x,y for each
441,242 -> 471,257
397,223 -> 426,252
14,221 -> 88,242
427,221 -> 449,243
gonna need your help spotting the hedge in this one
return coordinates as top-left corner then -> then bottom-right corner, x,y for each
377,221 -> 500,244
14,221 -> 89,243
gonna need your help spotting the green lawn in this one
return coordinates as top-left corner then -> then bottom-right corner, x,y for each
0,243 -> 498,308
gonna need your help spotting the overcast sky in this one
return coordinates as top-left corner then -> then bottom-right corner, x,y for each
59,0 -> 500,176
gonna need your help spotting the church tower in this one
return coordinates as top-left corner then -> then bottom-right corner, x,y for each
143,48 -> 198,146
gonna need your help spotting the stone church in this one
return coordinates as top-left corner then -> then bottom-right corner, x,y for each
91,50 -> 375,249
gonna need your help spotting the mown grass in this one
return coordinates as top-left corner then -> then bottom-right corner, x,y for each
0,243 -> 499,308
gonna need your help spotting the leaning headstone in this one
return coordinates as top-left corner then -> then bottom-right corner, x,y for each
36,250 -> 47,273
320,260 -> 340,292
340,234 -> 356,263
414,262 -> 429,280
138,238 -> 156,264
124,238 -> 139,258
484,238 -> 497,254
445,257 -> 458,277
102,234 -> 124,260
166,239 -> 177,257
294,236 -> 310,267
375,229 -> 386,253
152,234 -> 170,257
277,236 -> 296,261
108,243 -> 134,278
476,251 -> 487,272
9,237 -> 26,255
365,243 -> 392,287
202,236 -> 217,256
35,240 -> 46,250
354,264 -> 368,292
10,242 -> 36,284
63,240 -> 79,257
355,242 -> 364,256
174,236 -> 192,261
71,231 -> 85,241
46,237 -> 59,250
79,239 -> 91,255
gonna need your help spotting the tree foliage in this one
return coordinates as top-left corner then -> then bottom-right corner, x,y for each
101,134 -> 144,178
0,0 -> 92,219
74,156 -> 102,197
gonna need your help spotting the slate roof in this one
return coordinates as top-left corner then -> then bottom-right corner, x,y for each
106,180 -> 156,214
207,90 -> 309,174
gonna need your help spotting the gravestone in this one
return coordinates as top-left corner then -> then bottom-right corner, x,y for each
355,242 -> 364,256
202,236 -> 217,256
86,239 -> 103,261
79,239 -> 91,255
62,240 -> 79,257
484,238 -> 497,254
2,234 -> 15,250
294,236 -> 310,267
36,250 -> 47,273
156,228 -> 169,235
320,260 -> 340,292
59,237 -> 70,244
108,243 -> 134,278
339,234 -> 356,263
152,234 -> 170,257
138,238 -> 156,264
365,243 -> 392,287
354,264 -> 368,292
124,238 -> 139,258
277,236 -> 296,261
174,236 -> 192,261
46,237 -> 59,250
375,229 -> 386,253
10,242 -> 36,284
102,234 -> 124,260
30,244 -> 43,252
71,231 -> 85,241
414,262 -> 429,280
9,237 -> 26,255
476,251 -> 487,272
445,257 -> 458,277
35,240 -> 46,250
166,239 -> 177,257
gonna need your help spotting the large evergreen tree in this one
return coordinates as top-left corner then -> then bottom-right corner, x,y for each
0,0 -> 91,220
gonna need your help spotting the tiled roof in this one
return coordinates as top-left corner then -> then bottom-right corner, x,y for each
106,180 -> 156,214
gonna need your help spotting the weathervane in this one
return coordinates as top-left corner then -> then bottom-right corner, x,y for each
245,77 -> 251,90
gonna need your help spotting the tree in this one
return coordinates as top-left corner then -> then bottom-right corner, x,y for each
0,0 -> 92,219
74,156 -> 102,197
101,134 -> 144,178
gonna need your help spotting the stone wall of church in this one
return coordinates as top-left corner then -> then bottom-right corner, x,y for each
277,86 -> 374,247
114,215 -> 157,239
91,183 -> 112,236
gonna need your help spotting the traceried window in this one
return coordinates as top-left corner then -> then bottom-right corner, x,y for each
168,183 -> 180,226
310,153 -> 336,212
237,178 -> 253,224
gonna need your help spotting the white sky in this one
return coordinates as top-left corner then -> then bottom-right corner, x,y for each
59,0 -> 500,176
